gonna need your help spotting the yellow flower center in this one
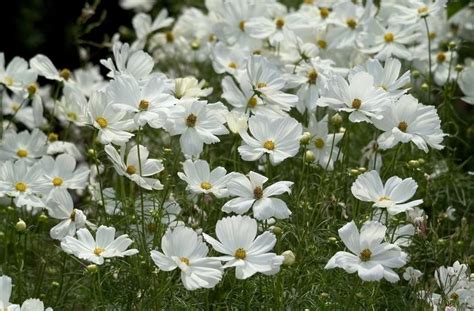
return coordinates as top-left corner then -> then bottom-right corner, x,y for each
352,98 -> 362,109
417,6 -> 429,15
314,138 -> 325,149
52,177 -> 63,186
48,132 -> 59,142
275,18 -> 285,29
165,31 -> 174,43
94,247 -> 105,256
450,292 -> 459,301
239,21 -> 245,32
27,84 -> 38,95
247,97 -> 258,108
67,112 -> 78,121
15,182 -> 27,192
234,248 -> 247,260
200,182 -> 212,190
346,18 -> 357,29
96,117 -> 108,128
70,209 -> 76,221
228,62 -> 237,69
378,195 -> 391,201
186,113 -> 197,127
436,52 -> 446,63
180,257 -> 190,265
253,186 -> 263,199
139,99 -> 149,111
317,39 -> 327,49
359,248 -> 372,262
384,32 -> 394,43
257,82 -> 267,89
263,140 -> 275,150
126,165 -> 137,175
319,7 -> 330,19
59,68 -> 71,80
429,32 -> 437,40
5,76 -> 14,86
17,149 -> 28,158
307,69 -> 318,84
398,121 -> 408,132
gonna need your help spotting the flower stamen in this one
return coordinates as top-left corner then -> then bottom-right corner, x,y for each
234,248 -> 246,259
359,249 -> 372,262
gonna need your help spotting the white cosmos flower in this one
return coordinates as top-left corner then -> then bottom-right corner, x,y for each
210,43 -> 247,76
100,42 -> 154,80
30,54 -> 74,82
238,114 -> 302,165
360,140 -> 383,172
177,159 -> 233,198
225,110 -> 248,134
0,129 -> 47,163
245,13 -> 307,46
119,0 -> 155,12
357,19 -> 419,60
46,189 -> 89,240
107,74 -> 174,128
203,215 -> 284,280
403,266 -> 423,285
306,115 -> 343,170
17,298 -> 53,311
0,275 -> 20,310
57,85 -> 88,126
351,170 -> 423,215
0,160 -> 46,209
0,53 -> 37,93
132,10 -> 174,49
105,144 -> 164,190
222,171 -> 293,220
351,58 -> 410,101
387,0 -> 447,25
317,71 -> 390,124
373,94 -> 446,152
459,66 -> 474,105
325,221 -> 407,283
38,154 -> 90,198
173,77 -> 213,101
246,56 -> 298,111
86,91 -> 135,145
166,100 -> 228,156
61,225 -> 139,265
150,226 -> 223,291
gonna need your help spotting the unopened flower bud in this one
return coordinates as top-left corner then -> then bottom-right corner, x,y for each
281,250 -> 295,266
87,149 -> 95,157
437,239 -> 447,246
421,83 -> 429,91
38,213 -> 48,222
412,70 -> 420,79
455,64 -> 463,72
51,281 -> 60,288
86,264 -> 99,273
16,219 -> 27,232
349,169 -> 360,176
300,132 -> 311,145
448,41 -> 456,49
304,150 -> 315,163
418,158 -> 425,165
408,160 -> 420,168
328,237 -> 337,243
358,167 -> 366,173
331,113 -> 343,126
272,226 -> 283,236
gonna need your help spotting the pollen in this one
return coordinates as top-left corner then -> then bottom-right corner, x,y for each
257,82 -> 267,89
234,248 -> 247,260
70,209 -> 77,221
186,113 -> 197,127
307,69 -> 318,84
180,257 -> 190,265
126,165 -> 137,175
317,40 -> 327,49
27,83 -> 38,95
436,52 -> 446,63
346,18 -> 357,30
319,7 -> 330,19
351,98 -> 362,109
5,76 -> 14,86
378,195 -> 390,201
139,99 -> 149,111
48,132 -> 59,142
239,21 -> 245,32
94,247 -> 105,256
228,62 -> 237,69
15,182 -> 27,192
253,186 -> 263,199
384,32 -> 394,43
417,6 -> 429,15
200,182 -> 212,190
263,140 -> 275,150
67,112 -> 78,121
275,18 -> 285,29
17,149 -> 28,158
165,31 -> 174,43
429,32 -> 437,40
59,68 -> 72,81
96,117 -> 108,128
52,177 -> 63,186
247,97 -> 258,108
398,121 -> 408,132
359,248 -> 372,262
314,138 -> 325,149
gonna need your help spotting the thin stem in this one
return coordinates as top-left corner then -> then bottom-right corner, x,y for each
423,17 -> 433,104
